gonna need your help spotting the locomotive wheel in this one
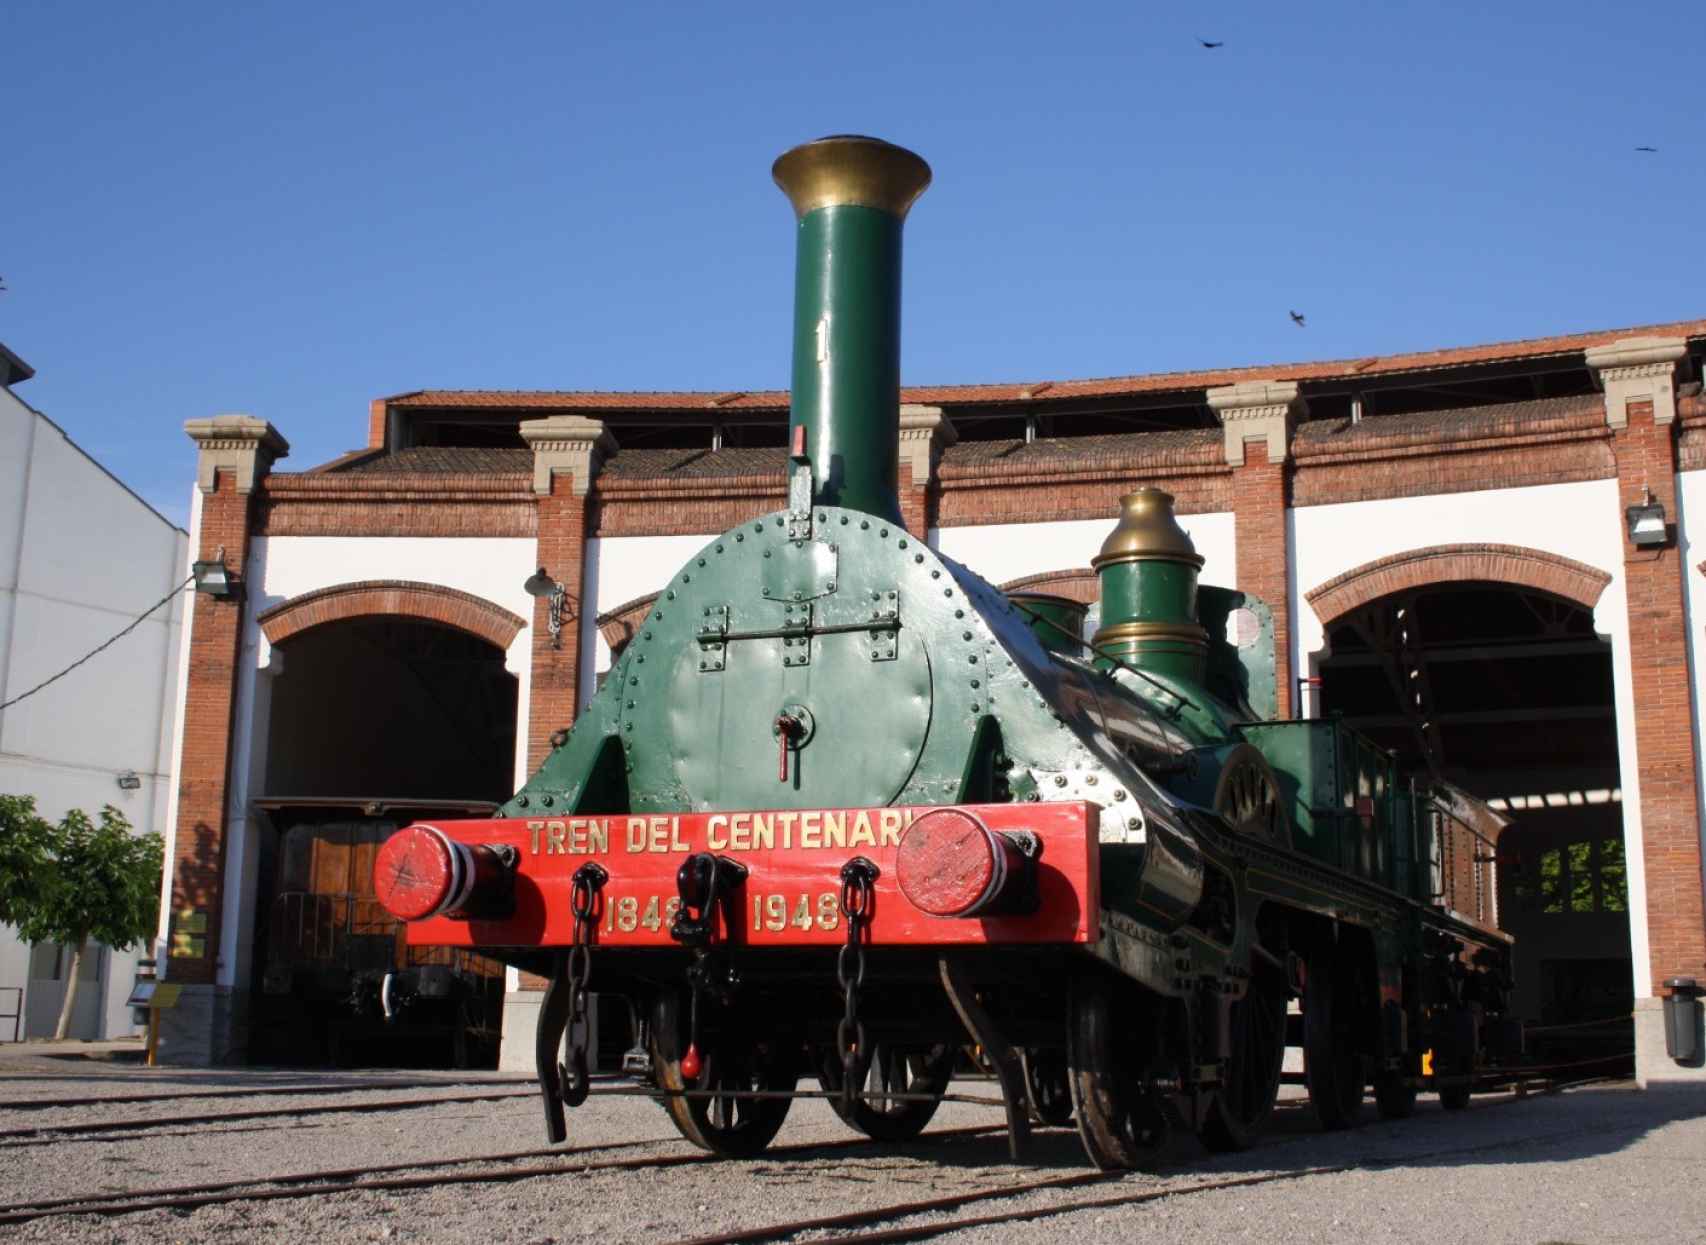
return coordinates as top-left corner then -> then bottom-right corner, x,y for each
1023,1048 -> 1075,1127
1303,952 -> 1366,1130
1438,1080 -> 1472,1111
1374,1070 -> 1418,1119
816,1043 -> 955,1141
1066,975 -> 1168,1170
1213,746 -> 1291,850
650,992 -> 797,1157
1199,965 -> 1286,1152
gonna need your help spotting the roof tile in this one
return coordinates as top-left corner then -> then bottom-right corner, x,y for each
380,317 -> 1706,414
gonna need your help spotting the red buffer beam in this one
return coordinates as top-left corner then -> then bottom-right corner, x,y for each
374,802 -> 1100,949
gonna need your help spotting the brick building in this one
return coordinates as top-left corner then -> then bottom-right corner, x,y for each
159,319 -> 1706,1085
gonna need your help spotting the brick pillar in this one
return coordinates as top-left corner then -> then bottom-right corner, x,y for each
171,416 -> 288,987
1589,337 -> 1706,996
897,404 -> 954,537
1207,381 -> 1302,718
520,416 -> 615,772
367,398 -> 389,449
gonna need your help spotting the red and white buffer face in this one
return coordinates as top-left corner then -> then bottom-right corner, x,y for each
373,802 -> 1100,948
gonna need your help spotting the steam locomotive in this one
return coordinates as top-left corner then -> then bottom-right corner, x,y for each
371,136 -> 1516,1169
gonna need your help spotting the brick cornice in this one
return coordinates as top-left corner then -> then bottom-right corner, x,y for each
1207,380 -> 1305,466
521,416 -> 616,496
257,580 -> 525,650
1305,543 -> 1613,624
185,415 -> 289,494
897,404 -> 957,487
1586,336 -> 1687,429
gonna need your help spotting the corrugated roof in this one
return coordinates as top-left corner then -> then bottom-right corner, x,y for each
379,317 -> 1706,414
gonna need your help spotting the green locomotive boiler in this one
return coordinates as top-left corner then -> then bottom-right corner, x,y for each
373,135 -> 1515,1168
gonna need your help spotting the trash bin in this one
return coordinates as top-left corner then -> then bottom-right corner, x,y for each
1662,977 -> 1702,1064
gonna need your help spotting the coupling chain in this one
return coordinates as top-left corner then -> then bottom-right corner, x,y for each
562,862 -> 608,1108
836,856 -> 879,1112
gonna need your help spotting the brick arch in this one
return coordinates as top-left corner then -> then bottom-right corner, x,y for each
1305,543 -> 1613,625
1000,568 -> 1098,605
257,580 -> 526,650
598,592 -> 661,658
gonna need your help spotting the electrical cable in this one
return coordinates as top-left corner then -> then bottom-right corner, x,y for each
0,574 -> 196,713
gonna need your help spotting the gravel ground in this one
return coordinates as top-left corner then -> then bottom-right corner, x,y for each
3,1053 -> 1702,1245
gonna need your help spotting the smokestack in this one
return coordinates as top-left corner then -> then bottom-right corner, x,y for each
772,136 -> 931,523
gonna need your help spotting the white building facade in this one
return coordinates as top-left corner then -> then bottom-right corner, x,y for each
0,344 -> 189,1041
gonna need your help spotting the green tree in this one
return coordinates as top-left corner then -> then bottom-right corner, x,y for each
0,795 -> 54,927
2,798 -> 164,1040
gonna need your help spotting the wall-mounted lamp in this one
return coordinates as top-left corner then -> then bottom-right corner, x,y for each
116,770 -> 141,791
1625,489 -> 1669,548
192,546 -> 240,599
524,567 -> 573,649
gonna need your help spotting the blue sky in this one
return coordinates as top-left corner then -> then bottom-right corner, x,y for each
3,2 -> 1697,527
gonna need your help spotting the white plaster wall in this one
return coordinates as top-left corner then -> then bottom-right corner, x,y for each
0,384 -> 189,1038
582,533 -> 720,702
157,485 -> 200,969
1289,482 -> 1626,661
1288,479 -> 1654,997
930,513 -> 1238,594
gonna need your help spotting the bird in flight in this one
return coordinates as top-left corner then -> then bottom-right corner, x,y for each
1289,310 -> 1307,327
1198,37 -> 1224,48
1635,145 -> 1658,152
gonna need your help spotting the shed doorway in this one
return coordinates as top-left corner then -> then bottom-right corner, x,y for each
251,616 -> 518,1066
1315,581 -> 1629,1069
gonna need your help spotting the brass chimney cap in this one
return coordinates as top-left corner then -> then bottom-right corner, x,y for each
1092,488 -> 1204,570
773,136 -> 932,220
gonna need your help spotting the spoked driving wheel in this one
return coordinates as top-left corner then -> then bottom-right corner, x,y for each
650,991 -> 797,1156
1303,950 -> 1366,1130
1066,974 -> 1169,1170
1199,962 -> 1287,1152
1023,1048 -> 1074,1126
817,1043 -> 955,1141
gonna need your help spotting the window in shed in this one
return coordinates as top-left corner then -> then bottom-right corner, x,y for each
1532,837 -> 1627,914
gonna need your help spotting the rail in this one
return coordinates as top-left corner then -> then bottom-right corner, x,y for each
0,986 -> 20,1043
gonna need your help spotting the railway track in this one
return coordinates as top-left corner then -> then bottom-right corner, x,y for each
2,1078 -> 1638,1234
0,1088 -> 537,1143
0,1077 -> 536,1113
0,1123 -> 1009,1226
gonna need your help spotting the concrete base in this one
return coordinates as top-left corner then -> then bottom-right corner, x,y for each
498,989 -> 610,1075
498,989 -> 545,1073
1635,996 -> 1706,1086
154,984 -> 251,1065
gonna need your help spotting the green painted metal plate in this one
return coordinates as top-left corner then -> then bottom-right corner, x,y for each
761,538 -> 839,602
665,619 -> 932,809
